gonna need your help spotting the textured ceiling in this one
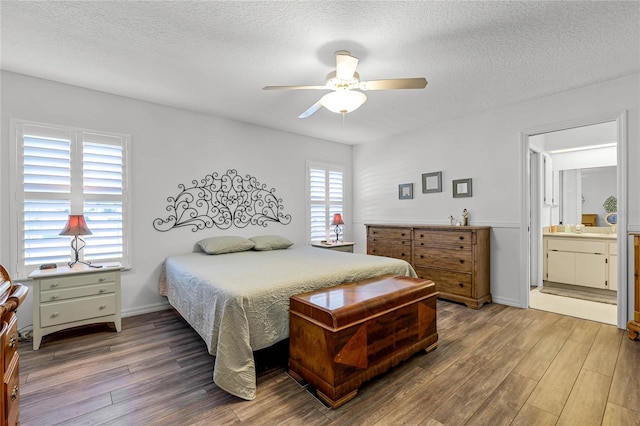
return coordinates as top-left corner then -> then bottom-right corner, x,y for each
1,1 -> 639,145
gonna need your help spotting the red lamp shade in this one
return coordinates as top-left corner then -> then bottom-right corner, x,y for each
331,213 -> 344,226
59,215 -> 92,236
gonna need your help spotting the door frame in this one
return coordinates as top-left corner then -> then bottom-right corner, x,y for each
520,111 -> 628,329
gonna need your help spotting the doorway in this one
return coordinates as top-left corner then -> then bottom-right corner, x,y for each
522,114 -> 628,328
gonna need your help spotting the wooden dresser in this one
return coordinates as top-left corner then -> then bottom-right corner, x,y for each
0,265 -> 28,426
628,233 -> 640,340
367,224 -> 491,309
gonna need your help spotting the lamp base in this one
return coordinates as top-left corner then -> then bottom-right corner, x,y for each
68,260 -> 102,269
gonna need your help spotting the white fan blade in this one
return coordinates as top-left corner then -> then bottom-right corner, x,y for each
263,85 -> 327,90
298,101 -> 322,118
336,52 -> 359,80
360,78 -> 428,90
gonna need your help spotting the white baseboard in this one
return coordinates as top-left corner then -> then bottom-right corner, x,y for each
121,301 -> 171,318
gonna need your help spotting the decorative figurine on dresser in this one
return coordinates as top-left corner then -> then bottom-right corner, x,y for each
366,224 -> 491,309
0,264 -> 28,426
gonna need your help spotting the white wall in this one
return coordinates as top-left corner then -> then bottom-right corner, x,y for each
0,71 -> 352,327
353,74 -> 640,313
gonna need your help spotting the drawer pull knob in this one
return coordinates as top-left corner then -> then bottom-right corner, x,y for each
11,385 -> 18,401
420,255 -> 424,259
459,246 -> 464,249
51,312 -> 59,318
51,283 -> 58,288
51,295 -> 59,300
99,278 -> 106,283
459,259 -> 464,264
458,283 -> 464,288
99,305 -> 106,310
9,334 -> 17,348
459,236 -> 464,240
401,233 -> 405,236
420,234 -> 424,237
420,242 -> 424,246
99,289 -> 106,293
401,253 -> 405,257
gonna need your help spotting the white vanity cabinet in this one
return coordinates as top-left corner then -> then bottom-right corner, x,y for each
608,242 -> 618,291
544,235 -> 615,290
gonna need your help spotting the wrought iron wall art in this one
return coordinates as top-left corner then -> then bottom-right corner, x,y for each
153,169 -> 292,232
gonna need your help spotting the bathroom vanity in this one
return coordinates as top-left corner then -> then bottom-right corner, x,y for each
543,228 -> 617,290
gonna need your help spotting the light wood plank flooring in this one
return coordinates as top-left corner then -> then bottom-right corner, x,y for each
19,301 -> 640,425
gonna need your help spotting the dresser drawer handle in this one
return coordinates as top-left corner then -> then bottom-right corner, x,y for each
420,234 -> 424,238
420,255 -> 424,259
401,253 -> 405,257
99,305 -> 106,310
458,282 -> 464,288
99,277 -> 106,283
11,385 -> 18,401
459,236 -> 464,240
459,259 -> 465,264
459,246 -> 464,249
99,289 -> 106,294
420,242 -> 424,246
50,283 -> 59,288
51,295 -> 59,300
51,312 -> 59,318
9,334 -> 17,348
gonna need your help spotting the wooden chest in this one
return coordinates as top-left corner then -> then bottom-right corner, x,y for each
288,275 -> 438,408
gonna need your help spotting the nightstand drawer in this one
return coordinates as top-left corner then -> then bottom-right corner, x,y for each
39,271 -> 117,292
40,294 -> 116,327
41,282 -> 116,302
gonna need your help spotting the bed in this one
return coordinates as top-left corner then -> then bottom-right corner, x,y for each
158,244 -> 417,400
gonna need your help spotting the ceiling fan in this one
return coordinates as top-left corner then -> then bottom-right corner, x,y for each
263,50 -> 428,119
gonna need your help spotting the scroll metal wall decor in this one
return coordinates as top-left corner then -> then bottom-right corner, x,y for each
153,169 -> 292,232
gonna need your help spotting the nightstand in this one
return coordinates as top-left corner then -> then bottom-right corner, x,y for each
311,242 -> 355,253
29,264 -> 122,350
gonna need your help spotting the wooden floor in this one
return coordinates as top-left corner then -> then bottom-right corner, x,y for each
19,300 -> 640,425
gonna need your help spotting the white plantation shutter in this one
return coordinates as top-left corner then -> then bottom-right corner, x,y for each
12,121 -> 130,276
308,163 -> 344,242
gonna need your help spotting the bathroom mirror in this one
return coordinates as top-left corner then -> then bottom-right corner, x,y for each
559,166 -> 616,227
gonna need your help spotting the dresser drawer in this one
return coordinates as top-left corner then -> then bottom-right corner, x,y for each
2,314 -> 18,372
3,354 -> 19,426
40,294 -> 116,327
414,229 -> 474,247
39,271 -> 117,292
368,227 -> 412,241
41,282 -> 116,302
415,267 -> 473,297
367,242 -> 411,262
413,247 -> 473,273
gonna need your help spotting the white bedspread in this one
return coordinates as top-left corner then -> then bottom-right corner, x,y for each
159,245 -> 416,400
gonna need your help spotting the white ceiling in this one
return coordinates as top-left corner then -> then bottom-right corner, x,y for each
2,1 -> 639,145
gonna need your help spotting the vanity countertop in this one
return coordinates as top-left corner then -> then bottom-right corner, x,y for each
543,232 -> 616,240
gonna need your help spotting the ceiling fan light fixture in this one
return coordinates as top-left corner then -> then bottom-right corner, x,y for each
320,89 -> 367,114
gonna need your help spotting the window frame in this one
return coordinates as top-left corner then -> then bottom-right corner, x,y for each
9,119 -> 132,278
306,161 -> 345,243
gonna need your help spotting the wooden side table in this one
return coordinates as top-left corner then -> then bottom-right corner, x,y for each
29,264 -> 122,350
311,242 -> 355,253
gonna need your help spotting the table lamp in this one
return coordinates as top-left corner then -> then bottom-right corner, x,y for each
59,214 -> 96,268
331,213 -> 344,243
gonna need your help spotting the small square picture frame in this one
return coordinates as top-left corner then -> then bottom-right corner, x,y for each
398,183 -> 413,200
453,178 -> 473,198
422,171 -> 442,194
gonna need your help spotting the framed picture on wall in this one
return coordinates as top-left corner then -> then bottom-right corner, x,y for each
453,178 -> 473,198
422,171 -> 442,194
399,183 -> 413,200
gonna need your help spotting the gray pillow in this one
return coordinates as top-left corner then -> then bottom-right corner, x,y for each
249,235 -> 294,251
196,236 -> 255,255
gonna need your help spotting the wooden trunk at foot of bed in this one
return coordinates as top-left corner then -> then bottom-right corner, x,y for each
288,275 -> 438,408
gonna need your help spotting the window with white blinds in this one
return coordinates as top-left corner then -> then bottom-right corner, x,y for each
11,121 -> 130,276
307,162 -> 344,242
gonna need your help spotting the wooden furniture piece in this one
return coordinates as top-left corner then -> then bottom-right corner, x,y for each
366,224 -> 491,309
0,265 -> 28,426
311,241 -> 355,253
581,213 -> 598,227
288,275 -> 438,408
29,264 -> 121,350
629,233 -> 640,340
